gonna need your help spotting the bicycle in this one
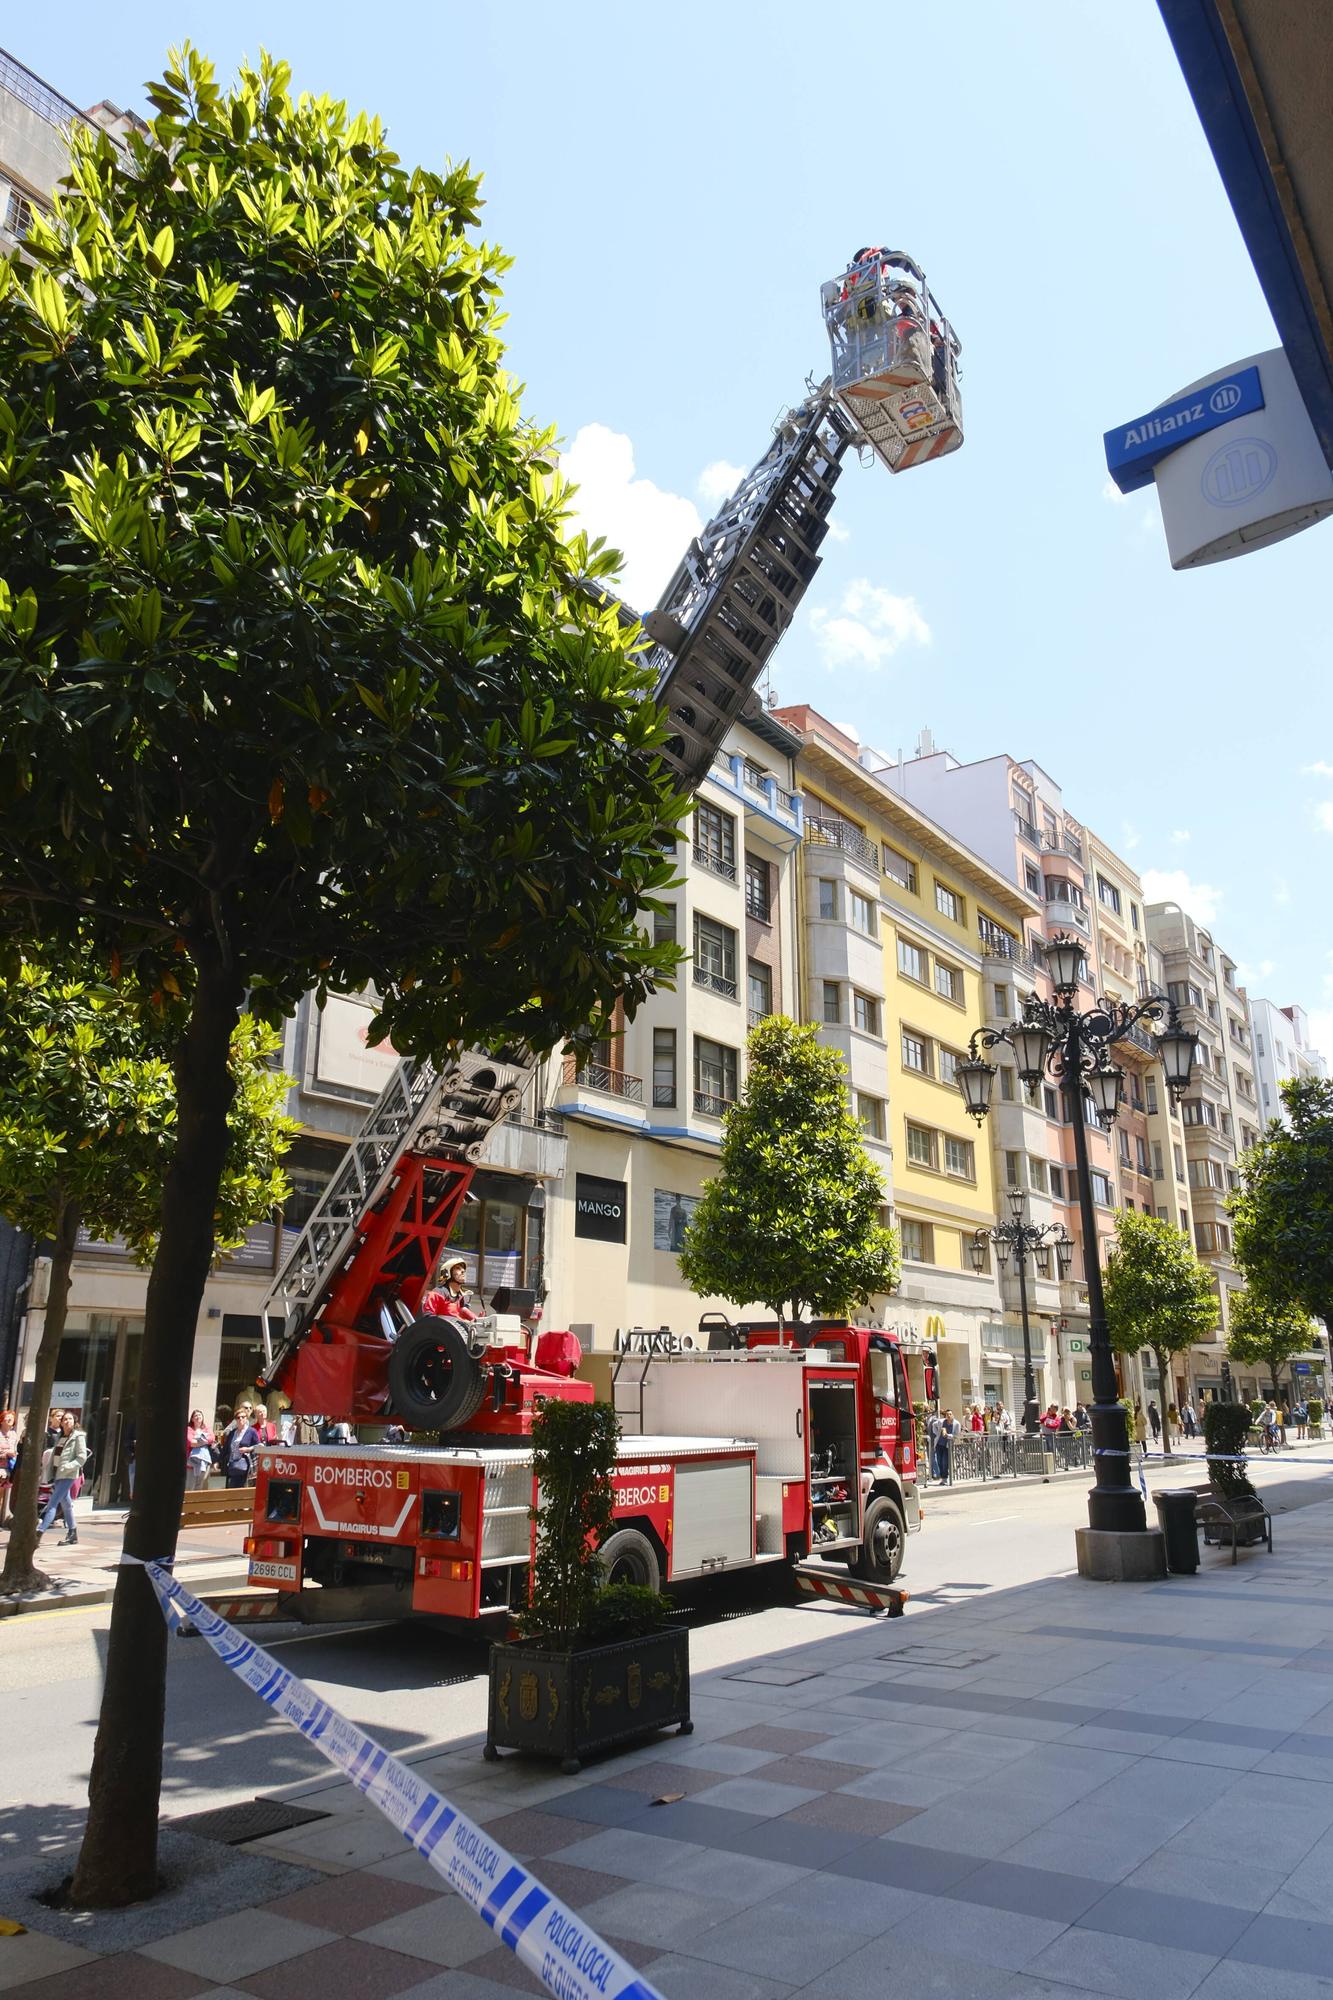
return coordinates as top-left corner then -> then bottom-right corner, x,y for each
1257,1426 -> 1282,1455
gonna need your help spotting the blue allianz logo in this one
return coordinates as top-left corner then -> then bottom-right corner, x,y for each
1201,435 -> 1277,508
1209,382 -> 1243,415
1104,363 -> 1265,494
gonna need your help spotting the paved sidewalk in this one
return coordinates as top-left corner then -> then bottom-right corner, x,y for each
10,1496 -> 1333,1998
0,1503 -> 249,1616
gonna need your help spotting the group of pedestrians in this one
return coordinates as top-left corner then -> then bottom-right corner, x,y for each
0,1404 -> 90,1544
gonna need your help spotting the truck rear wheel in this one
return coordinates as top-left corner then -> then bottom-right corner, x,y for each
853,1494 -> 905,1584
598,1528 -> 661,1592
387,1317 -> 487,1432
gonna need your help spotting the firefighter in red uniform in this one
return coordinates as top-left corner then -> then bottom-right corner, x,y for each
421,1257 -> 477,1321
890,281 -> 930,382
841,246 -> 891,320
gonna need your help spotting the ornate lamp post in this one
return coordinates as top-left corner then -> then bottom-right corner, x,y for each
969,1191 -> 1073,1434
956,934 -> 1198,1537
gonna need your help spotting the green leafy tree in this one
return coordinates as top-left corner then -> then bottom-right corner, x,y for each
1226,1289 -> 1317,1406
519,1397 -> 619,1649
0,951 -> 294,1595
0,48 -> 681,1904
680,1016 -> 900,1326
1102,1210 -> 1217,1457
1231,1078 -> 1333,1339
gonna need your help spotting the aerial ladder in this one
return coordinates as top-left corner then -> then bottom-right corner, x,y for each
258,251 -> 963,1428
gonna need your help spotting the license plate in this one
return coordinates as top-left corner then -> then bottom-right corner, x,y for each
249,1560 -> 298,1583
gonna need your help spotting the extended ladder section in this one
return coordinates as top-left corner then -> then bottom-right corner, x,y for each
644,386 -> 858,793
259,1048 -> 533,1382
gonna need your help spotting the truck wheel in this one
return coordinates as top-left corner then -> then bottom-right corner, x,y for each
387,1317 -> 487,1432
854,1495 -> 905,1584
598,1528 -> 661,1592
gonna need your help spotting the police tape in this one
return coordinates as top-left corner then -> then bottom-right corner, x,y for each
138,1563 -> 664,2000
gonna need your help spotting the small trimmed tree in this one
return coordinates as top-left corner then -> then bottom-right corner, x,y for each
679,1016 -> 900,1326
520,1397 -> 619,1649
0,951 -> 294,1595
1226,1289 -> 1317,1406
1102,1210 -> 1217,1457
1231,1078 -> 1333,1341
0,48 -> 681,1904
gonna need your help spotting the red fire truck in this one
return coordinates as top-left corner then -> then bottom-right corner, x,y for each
247,250 -> 957,1624
247,1316 -> 920,1623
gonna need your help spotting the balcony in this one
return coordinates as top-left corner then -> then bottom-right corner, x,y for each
560,1057 -> 644,1103
1044,897 -> 1090,936
693,965 -> 738,1000
652,1082 -> 676,1107
694,1090 -> 734,1118
805,815 -> 879,875
709,752 -> 803,852
692,844 -> 737,884
982,937 -> 1041,975
1013,811 -> 1040,847
747,1007 -> 766,1030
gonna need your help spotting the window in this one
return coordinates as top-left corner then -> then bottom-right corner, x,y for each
999,1066 -> 1015,1101
1043,1085 -> 1060,1122
744,855 -> 771,921
1005,1150 -> 1022,1187
1173,1145 -> 1185,1182
993,983 -> 1010,1013
901,1029 -> 931,1076
901,1218 -> 933,1263
1090,1170 -> 1113,1207
1024,862 -> 1042,895
5,189 -> 33,238
693,802 -> 736,879
849,889 -> 877,937
1146,1078 -> 1158,1115
694,1037 -> 737,1116
652,1028 -> 677,1107
1044,877 -> 1085,909
934,882 -> 963,924
747,959 -> 772,1027
1049,1164 -> 1065,1199
1118,1128 -> 1132,1165
1096,876 -> 1121,915
821,980 -> 841,1024
817,879 -> 838,920
857,1093 -> 886,1142
1152,1142 -> 1164,1180
1168,981 -> 1204,1011
934,961 -> 961,1003
853,990 -> 881,1036
652,902 -> 677,947
1131,903 -> 1140,932
898,938 -> 927,983
939,1046 -> 961,1088
1136,1136 -> 1150,1173
882,845 -> 917,893
693,914 -> 738,997
906,1122 -> 937,1168
1027,1154 -> 1048,1194
944,1134 -> 974,1180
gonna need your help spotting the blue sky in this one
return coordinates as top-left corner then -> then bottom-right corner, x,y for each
18,3 -> 1333,1047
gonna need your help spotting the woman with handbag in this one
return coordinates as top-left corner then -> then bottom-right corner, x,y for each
219,1404 -> 260,1490
186,1409 -> 216,1492
36,1412 -> 88,1545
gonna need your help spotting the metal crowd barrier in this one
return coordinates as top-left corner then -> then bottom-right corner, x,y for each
924,1429 -> 1093,1486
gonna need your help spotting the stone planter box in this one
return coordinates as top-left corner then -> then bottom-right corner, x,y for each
484,1626 -> 691,1773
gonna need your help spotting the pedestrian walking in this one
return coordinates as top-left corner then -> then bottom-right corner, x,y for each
1182,1400 -> 1197,1439
0,1407 -> 17,1528
219,1404 -> 260,1489
36,1412 -> 87,1544
1147,1400 -> 1162,1443
186,1409 -> 216,1491
932,1409 -> 958,1482
1133,1399 -> 1149,1461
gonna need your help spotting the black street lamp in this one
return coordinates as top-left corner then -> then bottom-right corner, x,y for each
956,935 -> 1198,1537
970,1193 -> 1073,1433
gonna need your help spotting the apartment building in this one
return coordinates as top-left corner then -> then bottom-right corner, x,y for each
1,46 -> 142,257
776,707 -> 1042,1414
1250,998 -> 1329,1124
542,709 -> 804,1344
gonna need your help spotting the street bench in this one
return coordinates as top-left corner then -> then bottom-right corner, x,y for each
179,1486 -> 252,1531
1187,1483 -> 1273,1565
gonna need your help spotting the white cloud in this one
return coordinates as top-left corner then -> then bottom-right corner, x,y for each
1170,828 -> 1191,845
1140,868 -> 1223,926
560,423 -> 701,614
1316,801 -> 1333,833
808,578 -> 931,671
1302,760 -> 1333,778
1274,875 -> 1292,906
1308,1009 -> 1333,1062
1101,478 -> 1130,505
1121,821 -> 1141,853
826,518 -> 851,543
1236,959 -> 1274,988
697,459 -> 746,508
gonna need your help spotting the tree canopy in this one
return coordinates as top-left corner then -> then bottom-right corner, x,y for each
680,1015 -> 900,1324
1103,1210 -> 1217,1451
1226,1288 -> 1317,1403
1231,1078 -> 1333,1335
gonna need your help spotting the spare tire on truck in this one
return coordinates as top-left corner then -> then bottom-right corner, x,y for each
387,1316 -> 487,1432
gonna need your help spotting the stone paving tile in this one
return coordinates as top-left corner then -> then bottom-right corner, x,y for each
258,1871 -> 436,1935
577,1881 -> 736,1950
10,1957 -> 214,2000
831,1838 -> 981,1897
893,1895 -> 1068,1971
1194,1963 -> 1333,2000
462,1935 -> 658,1995
235,1940 -> 439,2000
883,1796 -> 1067,1863
526,1784 -> 649,1830
715,1725 -> 832,1754
1028,1927 -> 1220,1999
654,1741 -> 776,1775
745,1752 -> 869,1788
0,1934 -> 95,1993
1230,1911 -> 1333,1977
251,1817 -> 406,1871
620,1798 -> 766,1846
675,1900 -> 861,1985
475,1808 -> 604,1858
654,1846 -> 810,1907
352,1899 -> 496,1970
598,1758 -> 733,1797
1145,1736 -> 1272,1773
643,1955 -> 797,1999
945,1858 -> 1106,1926
780,1790 -> 921,1835
726,1817 -> 862,1872
682,1776 -> 820,1819
548,1827 -> 707,1885
815,1932 -> 1036,2000
757,1869 -> 925,1936
812,1721 -> 954,1767
1119,1847 -> 1287,1912
518,1859 -> 630,1908
142,1913 -> 338,1980
1079,1885 -> 1252,1958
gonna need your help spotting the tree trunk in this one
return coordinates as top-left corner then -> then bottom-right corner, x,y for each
69,959 -> 243,1908
1,1197 -> 80,1593
1155,1349 -> 1173,1457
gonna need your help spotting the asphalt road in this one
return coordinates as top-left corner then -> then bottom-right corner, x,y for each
4,1447 -> 1329,1840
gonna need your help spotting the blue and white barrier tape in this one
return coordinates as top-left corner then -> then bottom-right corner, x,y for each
135,1561 -> 663,2000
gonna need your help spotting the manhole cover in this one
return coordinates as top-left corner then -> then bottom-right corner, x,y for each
725,1667 -> 821,1686
170,1798 -> 331,1845
878,1645 -> 995,1669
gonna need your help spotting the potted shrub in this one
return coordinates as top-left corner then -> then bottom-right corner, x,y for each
1202,1401 -> 1265,1546
484,1397 -> 690,1773
1308,1397 -> 1324,1438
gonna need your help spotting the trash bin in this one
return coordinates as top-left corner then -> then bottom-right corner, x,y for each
1153,1488 -> 1199,1574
